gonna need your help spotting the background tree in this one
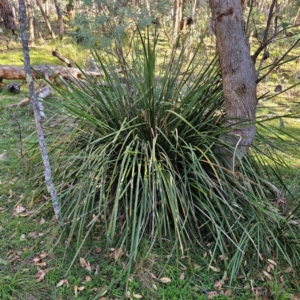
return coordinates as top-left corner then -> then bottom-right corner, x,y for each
53,0 -> 64,39
0,0 -> 17,33
36,0 -> 56,39
173,0 -> 186,46
26,0 -> 34,45
209,0 -> 257,168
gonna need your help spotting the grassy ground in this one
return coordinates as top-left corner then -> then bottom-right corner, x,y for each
0,33 -> 300,299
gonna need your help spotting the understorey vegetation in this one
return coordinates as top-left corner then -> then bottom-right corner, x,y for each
24,28 -> 300,298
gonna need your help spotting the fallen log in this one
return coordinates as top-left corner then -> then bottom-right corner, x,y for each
0,65 -> 103,85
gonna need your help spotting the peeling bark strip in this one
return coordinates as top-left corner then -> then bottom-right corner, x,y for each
18,0 -> 61,222
0,65 -> 102,84
209,0 -> 257,169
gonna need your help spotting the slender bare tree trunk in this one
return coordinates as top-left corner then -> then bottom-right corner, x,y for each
53,0 -> 64,39
18,0 -> 60,221
26,0 -> 34,45
209,0 -> 257,169
36,0 -> 56,39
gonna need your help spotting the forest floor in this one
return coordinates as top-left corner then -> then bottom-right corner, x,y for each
0,34 -> 300,299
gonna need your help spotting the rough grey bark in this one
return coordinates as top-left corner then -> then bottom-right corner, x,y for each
173,0 -> 185,46
53,0 -> 64,39
0,0 -> 18,32
26,0 -> 34,45
18,0 -> 60,221
209,0 -> 257,169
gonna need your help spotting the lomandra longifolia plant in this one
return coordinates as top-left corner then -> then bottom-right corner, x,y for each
28,27 -> 300,283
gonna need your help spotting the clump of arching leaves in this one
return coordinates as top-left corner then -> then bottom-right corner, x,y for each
28,28 -> 300,291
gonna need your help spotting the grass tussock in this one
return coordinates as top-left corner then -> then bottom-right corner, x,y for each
26,28 -> 300,289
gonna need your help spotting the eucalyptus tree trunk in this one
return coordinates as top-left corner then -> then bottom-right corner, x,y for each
173,0 -> 185,46
53,0 -> 64,39
26,0 -> 34,45
0,0 -> 18,33
209,0 -> 257,169
36,0 -> 56,39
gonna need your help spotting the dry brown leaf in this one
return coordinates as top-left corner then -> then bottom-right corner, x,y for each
35,268 -> 47,282
267,259 -> 277,265
80,257 -> 87,268
113,248 -> 124,261
78,286 -> 85,291
34,262 -> 47,267
39,218 -> 46,224
15,205 -> 26,214
263,271 -> 273,281
79,257 -> 91,271
207,291 -> 219,299
28,231 -> 38,237
32,256 -> 41,262
152,283 -> 157,290
179,272 -> 185,280
280,275 -> 284,283
7,253 -> 20,262
19,211 -> 33,217
214,280 -> 224,289
20,234 -> 26,241
291,294 -> 300,300
150,273 -> 157,279
95,247 -> 102,253
159,277 -> 171,283
209,266 -> 220,272
74,285 -> 78,297
219,255 -> 228,261
132,293 -> 143,298
224,290 -> 232,296
40,252 -> 48,259
56,279 -> 65,287
85,276 -> 91,283
85,261 -> 91,271
285,266 -> 292,273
